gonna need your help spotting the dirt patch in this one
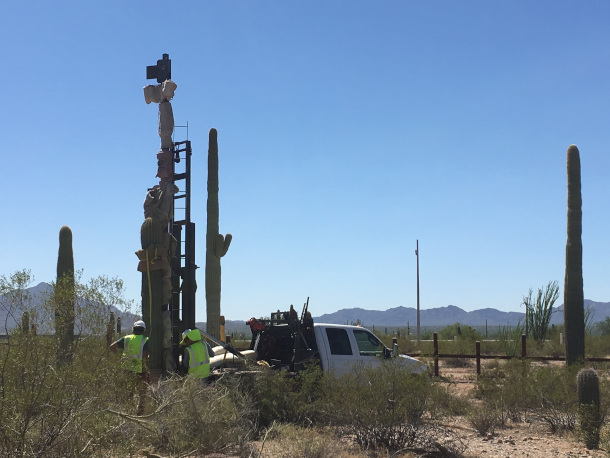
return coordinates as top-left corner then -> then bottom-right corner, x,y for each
437,360 -> 607,457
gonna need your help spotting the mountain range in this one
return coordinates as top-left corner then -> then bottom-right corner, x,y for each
4,283 -> 609,335
313,300 -> 610,328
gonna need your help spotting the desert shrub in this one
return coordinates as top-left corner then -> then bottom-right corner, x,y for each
379,333 -> 419,354
320,361 -> 464,454
0,270 -> 139,456
530,365 -> 578,433
115,374 -> 255,456
484,358 -> 502,370
496,320 -> 524,357
257,423 -> 354,458
252,362 -> 326,429
429,384 -> 470,417
443,356 -> 473,368
473,359 -> 536,424
585,334 -> 610,358
593,318 -> 610,336
467,404 -> 500,436
437,323 -> 482,342
542,339 -> 565,359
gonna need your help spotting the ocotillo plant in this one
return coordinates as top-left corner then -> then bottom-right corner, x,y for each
564,145 -> 584,366
206,128 -> 232,339
577,367 -> 601,449
55,225 -> 75,367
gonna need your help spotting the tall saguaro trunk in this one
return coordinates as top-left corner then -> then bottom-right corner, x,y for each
564,144 -> 585,366
206,128 -> 232,339
138,217 -> 168,372
55,225 -> 75,367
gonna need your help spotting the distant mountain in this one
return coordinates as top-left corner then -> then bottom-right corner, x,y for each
314,300 -> 610,329
550,300 -> 610,326
0,282 -> 137,333
13,283 -> 607,336
202,300 -> 610,338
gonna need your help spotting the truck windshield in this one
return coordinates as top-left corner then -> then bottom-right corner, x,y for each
353,329 -> 383,356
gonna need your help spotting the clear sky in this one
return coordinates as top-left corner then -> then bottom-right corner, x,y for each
2,2 -> 609,322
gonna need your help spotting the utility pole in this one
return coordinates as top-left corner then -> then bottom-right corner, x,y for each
416,240 -> 420,342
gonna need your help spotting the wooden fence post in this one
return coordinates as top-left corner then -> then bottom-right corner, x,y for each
476,341 -> 481,375
433,332 -> 439,377
521,334 -> 527,358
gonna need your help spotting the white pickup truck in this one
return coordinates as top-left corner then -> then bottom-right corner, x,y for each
238,308 -> 427,376
303,323 -> 426,376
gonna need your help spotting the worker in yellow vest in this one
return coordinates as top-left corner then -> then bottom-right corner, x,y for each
109,320 -> 149,414
179,328 -> 214,381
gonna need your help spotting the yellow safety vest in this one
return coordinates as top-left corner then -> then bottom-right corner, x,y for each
186,341 -> 210,379
122,334 -> 148,373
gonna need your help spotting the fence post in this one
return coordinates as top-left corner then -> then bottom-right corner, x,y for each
433,332 -> 439,377
476,341 -> 481,375
521,334 -> 527,358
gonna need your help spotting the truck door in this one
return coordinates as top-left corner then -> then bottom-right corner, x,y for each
352,328 -> 385,369
321,327 -> 355,376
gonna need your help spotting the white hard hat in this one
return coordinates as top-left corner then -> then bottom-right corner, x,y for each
133,320 -> 146,329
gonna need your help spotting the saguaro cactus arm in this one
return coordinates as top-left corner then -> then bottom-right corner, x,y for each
214,233 -> 232,258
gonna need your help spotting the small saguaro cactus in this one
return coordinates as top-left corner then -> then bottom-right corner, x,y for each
577,367 -> 601,449
55,225 -> 75,367
205,128 -> 232,339
564,145 -> 585,366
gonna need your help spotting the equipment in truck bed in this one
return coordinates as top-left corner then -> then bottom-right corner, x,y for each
246,299 -> 318,372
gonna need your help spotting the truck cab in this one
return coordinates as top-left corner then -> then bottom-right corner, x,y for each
314,323 -> 426,376
249,307 -> 426,376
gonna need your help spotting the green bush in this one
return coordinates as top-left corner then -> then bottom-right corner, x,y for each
474,359 -> 536,424
496,320 -> 525,357
257,423 -> 354,458
0,270 -> 137,456
321,361 -> 462,453
467,404 -> 500,436
251,362 -> 326,429
135,375 -> 255,456
531,365 -> 578,433
437,322 -> 482,342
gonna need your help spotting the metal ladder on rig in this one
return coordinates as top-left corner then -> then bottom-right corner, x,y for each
169,125 -> 197,364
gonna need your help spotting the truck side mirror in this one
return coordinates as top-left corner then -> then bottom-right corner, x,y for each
383,346 -> 392,359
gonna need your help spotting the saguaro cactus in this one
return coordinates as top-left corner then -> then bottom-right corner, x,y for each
564,145 -> 584,366
137,217 -> 173,372
55,225 -> 75,367
577,367 -> 601,449
206,128 -> 232,339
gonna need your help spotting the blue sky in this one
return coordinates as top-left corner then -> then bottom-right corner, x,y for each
2,2 -> 609,322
